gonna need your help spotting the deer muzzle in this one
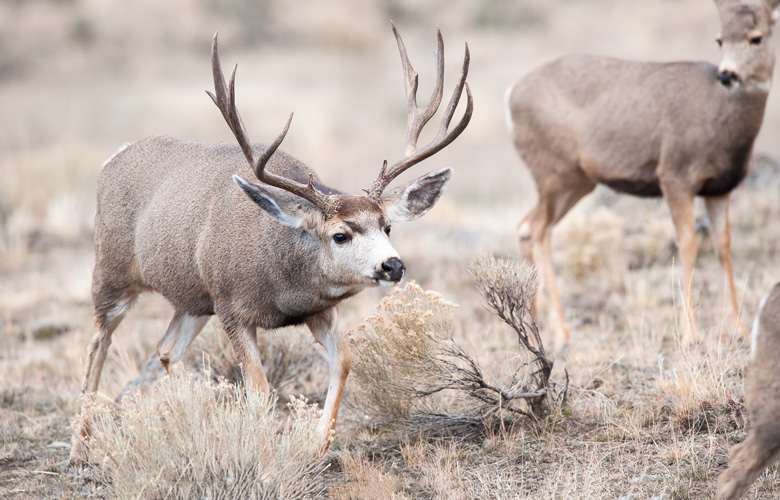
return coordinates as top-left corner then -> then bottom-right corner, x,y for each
380,257 -> 405,282
718,70 -> 739,88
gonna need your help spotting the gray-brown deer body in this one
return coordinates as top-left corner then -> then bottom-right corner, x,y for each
70,26 -> 472,465
100,139 -> 374,327
717,282 -> 780,500
507,0 -> 778,351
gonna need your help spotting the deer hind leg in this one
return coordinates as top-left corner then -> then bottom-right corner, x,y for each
704,194 -> 748,337
306,307 -> 350,452
157,311 -> 210,372
524,179 -> 595,353
717,435 -> 780,500
70,292 -> 137,466
663,188 -> 700,343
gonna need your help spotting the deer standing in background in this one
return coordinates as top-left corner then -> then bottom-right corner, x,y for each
69,25 -> 472,465
717,282 -> 780,499
506,0 -> 779,351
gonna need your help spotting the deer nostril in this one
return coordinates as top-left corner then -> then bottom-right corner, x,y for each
718,71 -> 737,86
381,257 -> 405,280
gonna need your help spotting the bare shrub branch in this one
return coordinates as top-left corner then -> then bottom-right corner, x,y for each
469,255 -> 554,415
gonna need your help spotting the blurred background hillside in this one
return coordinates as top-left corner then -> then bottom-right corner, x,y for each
2,0 -> 779,264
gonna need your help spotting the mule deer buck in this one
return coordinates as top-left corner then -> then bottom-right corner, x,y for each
717,282 -> 780,499
69,25 -> 472,465
506,0 -> 779,351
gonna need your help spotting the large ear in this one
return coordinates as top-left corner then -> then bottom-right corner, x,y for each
382,167 -> 452,222
232,174 -> 318,229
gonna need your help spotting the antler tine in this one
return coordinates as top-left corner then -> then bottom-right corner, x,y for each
253,112 -> 293,180
368,27 -> 473,201
393,22 -> 444,155
438,43 -> 471,138
206,33 -> 256,168
206,33 -> 339,218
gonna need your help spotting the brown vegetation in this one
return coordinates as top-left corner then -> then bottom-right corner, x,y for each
3,1 -> 780,499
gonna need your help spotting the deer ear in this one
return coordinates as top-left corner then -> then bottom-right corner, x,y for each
233,174 -> 308,229
382,167 -> 452,222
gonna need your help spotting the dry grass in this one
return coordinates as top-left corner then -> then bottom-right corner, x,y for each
82,366 -> 328,499
3,1 -> 780,498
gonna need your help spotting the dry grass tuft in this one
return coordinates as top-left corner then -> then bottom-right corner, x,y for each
653,335 -> 747,435
556,207 -> 627,288
81,365 -> 328,500
348,261 -> 559,443
346,282 -> 460,429
329,449 -> 405,500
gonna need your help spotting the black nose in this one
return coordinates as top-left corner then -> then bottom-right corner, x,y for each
718,70 -> 737,86
381,257 -> 405,281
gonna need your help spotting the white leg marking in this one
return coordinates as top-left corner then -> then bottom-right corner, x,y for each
106,298 -> 132,324
158,313 -> 209,365
750,291 -> 770,360
518,220 -> 532,240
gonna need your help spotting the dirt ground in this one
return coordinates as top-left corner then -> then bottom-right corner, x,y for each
2,1 -> 780,498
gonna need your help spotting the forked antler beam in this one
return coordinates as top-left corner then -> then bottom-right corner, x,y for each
368,23 -> 473,201
206,33 -> 339,217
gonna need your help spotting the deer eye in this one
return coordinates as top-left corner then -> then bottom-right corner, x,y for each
750,35 -> 762,45
716,37 -> 723,47
333,233 -> 349,244
384,225 -> 391,236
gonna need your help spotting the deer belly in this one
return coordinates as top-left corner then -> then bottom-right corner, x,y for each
599,176 -> 663,197
698,162 -> 748,197
587,158 -> 663,197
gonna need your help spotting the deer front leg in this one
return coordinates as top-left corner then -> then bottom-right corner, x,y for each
220,314 -> 269,392
517,215 -> 538,319
664,188 -> 700,343
533,225 -> 571,352
704,194 -> 748,337
306,307 -> 350,451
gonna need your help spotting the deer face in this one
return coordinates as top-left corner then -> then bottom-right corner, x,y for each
716,1 -> 777,91
233,167 -> 452,290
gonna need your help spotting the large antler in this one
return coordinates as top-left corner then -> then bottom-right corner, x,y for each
206,33 -> 339,218
367,23 -> 473,202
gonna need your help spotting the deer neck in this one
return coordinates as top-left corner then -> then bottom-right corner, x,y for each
718,81 -> 770,146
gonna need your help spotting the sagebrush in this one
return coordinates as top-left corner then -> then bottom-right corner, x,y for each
81,366 -> 328,500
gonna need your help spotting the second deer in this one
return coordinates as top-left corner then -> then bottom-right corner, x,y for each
506,0 -> 779,351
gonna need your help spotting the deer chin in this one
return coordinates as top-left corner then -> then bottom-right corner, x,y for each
369,274 -> 401,287
374,279 -> 399,287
